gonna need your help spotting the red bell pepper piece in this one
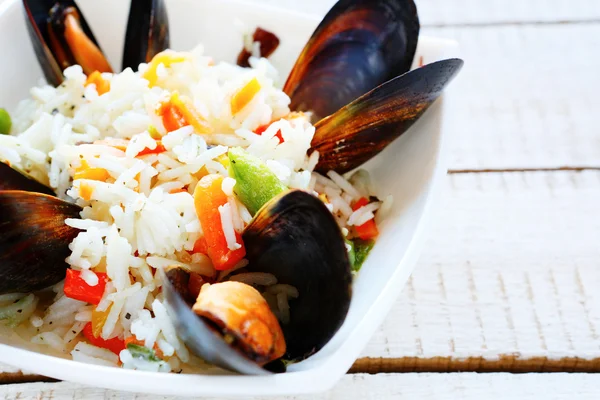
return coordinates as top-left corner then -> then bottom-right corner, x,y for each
137,141 -> 167,157
352,198 -> 379,240
255,123 -> 283,143
64,269 -> 109,305
82,322 -> 125,355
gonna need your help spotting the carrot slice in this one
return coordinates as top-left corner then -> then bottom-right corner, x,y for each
193,175 -> 246,270
85,71 -> 110,95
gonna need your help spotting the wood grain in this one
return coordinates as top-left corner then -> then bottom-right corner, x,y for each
1,373 -> 600,399
429,24 -> 600,170
356,170 -> 600,370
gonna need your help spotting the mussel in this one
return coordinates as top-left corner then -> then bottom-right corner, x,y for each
284,0 -> 420,122
311,58 -> 464,174
0,162 -> 54,195
163,190 -> 352,374
23,0 -> 169,86
0,191 -> 81,294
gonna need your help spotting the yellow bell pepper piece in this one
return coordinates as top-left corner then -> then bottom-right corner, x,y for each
170,92 -> 212,134
91,304 -> 112,338
143,51 -> 188,87
231,78 -> 261,115
74,159 -> 110,182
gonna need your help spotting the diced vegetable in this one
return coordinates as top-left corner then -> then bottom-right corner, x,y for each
157,92 -> 211,134
91,305 -> 112,338
193,174 -> 246,270
125,337 -> 164,359
148,125 -> 162,140
192,237 -> 208,254
74,159 -> 110,181
0,294 -> 38,327
143,51 -> 188,87
136,141 -> 166,157
228,147 -> 287,215
64,269 -> 109,305
85,71 -> 110,95
82,322 -> 125,355
352,198 -> 379,240
127,343 -> 167,367
254,123 -> 283,143
0,108 -> 12,134
231,78 -> 261,115
352,239 -> 375,272
79,182 -> 94,201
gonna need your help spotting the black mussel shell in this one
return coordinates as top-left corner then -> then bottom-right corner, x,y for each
0,162 -> 55,196
243,190 -> 352,360
311,58 -> 464,174
122,0 -> 170,71
0,191 -> 82,294
161,268 -> 271,375
284,0 -> 420,121
23,0 -> 110,86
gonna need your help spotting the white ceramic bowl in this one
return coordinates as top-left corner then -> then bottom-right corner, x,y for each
0,0 -> 459,396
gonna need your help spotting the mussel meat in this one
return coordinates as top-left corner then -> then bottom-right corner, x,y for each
0,191 -> 81,294
284,0 -> 420,121
163,190 -> 352,373
23,0 -> 169,86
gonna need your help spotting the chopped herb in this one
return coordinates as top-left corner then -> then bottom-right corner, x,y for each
127,343 -> 165,365
352,239 -> 375,271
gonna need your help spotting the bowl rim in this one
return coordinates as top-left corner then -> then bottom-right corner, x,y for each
0,0 -> 459,395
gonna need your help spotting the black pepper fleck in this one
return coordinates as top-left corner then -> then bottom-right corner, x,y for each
125,313 -> 131,320
51,108 -> 59,115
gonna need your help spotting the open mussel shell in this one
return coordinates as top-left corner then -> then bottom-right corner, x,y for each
284,0 -> 420,121
311,58 -> 464,174
23,0 -> 110,86
122,0 -> 169,71
161,268 -> 271,375
0,162 -> 55,195
243,190 -> 353,361
162,190 -> 352,373
0,191 -> 82,294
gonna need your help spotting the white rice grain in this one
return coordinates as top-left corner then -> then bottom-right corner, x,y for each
218,203 -> 241,250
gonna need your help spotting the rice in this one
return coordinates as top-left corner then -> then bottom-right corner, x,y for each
0,39 -> 388,373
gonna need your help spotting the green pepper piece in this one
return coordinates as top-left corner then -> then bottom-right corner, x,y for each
352,239 -> 375,272
228,147 -> 287,215
127,343 -> 164,363
0,108 -> 11,135
345,238 -> 356,268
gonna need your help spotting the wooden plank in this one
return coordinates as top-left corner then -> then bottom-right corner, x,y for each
1,171 -> 598,379
1,373 -> 600,399
258,0 -> 600,25
356,170 -> 600,371
429,24 -> 600,170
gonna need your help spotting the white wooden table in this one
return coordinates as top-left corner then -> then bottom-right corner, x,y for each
2,0 -> 600,398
